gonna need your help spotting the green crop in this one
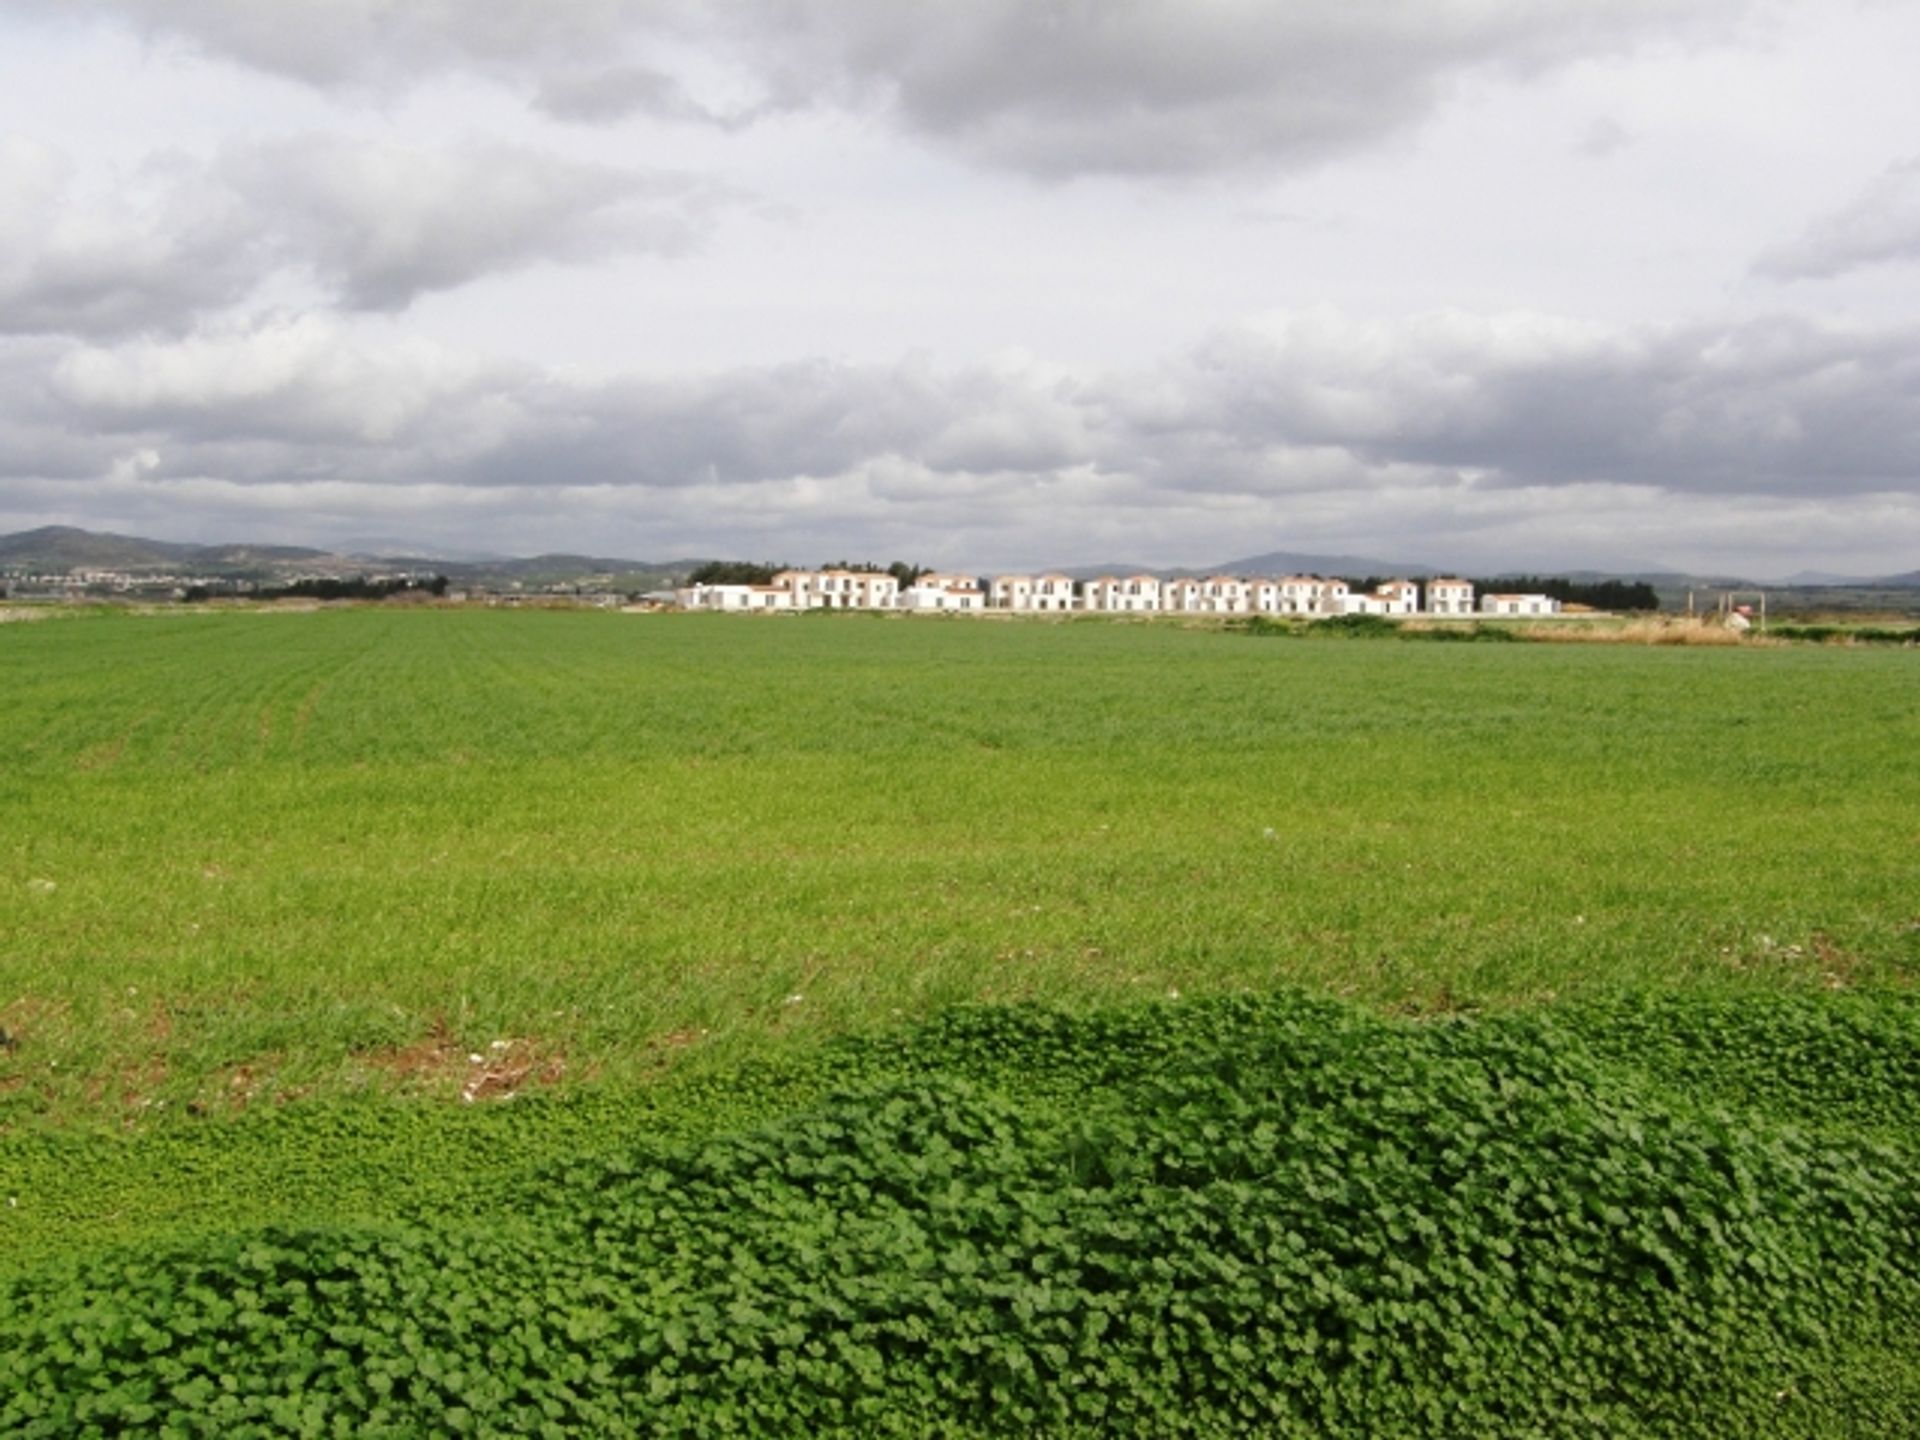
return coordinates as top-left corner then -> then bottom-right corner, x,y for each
2,608 -> 1916,1432
4,609 -> 1914,1123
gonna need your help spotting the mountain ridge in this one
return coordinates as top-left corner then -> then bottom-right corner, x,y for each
2,526 -> 1914,592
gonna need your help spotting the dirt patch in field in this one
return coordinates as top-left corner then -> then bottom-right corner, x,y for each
0,996 -> 64,1049
352,1017 -> 464,1087
460,1043 -> 566,1103
351,1019 -> 565,1102
81,1055 -> 170,1120
1811,931 -> 1865,990
1722,929 -> 1870,989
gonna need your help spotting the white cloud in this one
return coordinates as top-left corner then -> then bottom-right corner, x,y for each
1758,157 -> 1920,280
49,315 -> 511,445
28,0 -> 660,92
0,138 -> 265,336
0,134 -> 725,337
35,0 -> 1756,177
216,136 -> 719,310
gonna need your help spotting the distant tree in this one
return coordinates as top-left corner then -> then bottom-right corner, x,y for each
887,561 -> 929,587
429,574 -> 449,597
687,561 -> 785,586
1473,576 -> 1659,611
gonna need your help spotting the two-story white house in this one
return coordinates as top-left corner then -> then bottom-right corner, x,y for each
1373,580 -> 1420,616
1196,576 -> 1251,613
1248,577 -> 1325,615
1031,574 -> 1077,612
772,569 -> 900,609
989,575 -> 1034,610
1425,579 -> 1475,615
1083,575 -> 1161,612
988,573 -> 1077,611
1310,578 -> 1351,615
1161,577 -> 1201,612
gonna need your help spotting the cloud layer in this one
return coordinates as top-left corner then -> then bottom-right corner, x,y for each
1759,158 -> 1920,281
0,135 -> 721,336
42,0 -> 1753,177
7,305 -> 1916,571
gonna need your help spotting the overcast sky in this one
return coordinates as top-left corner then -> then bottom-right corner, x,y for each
2,1 -> 1918,577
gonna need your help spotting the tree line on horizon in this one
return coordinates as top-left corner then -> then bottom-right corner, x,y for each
685,560 -> 930,587
181,575 -> 451,603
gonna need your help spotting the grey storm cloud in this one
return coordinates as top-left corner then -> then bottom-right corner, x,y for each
531,64 -> 728,126
37,0 -> 1754,177
25,0 -> 661,92
1758,158 -> 1920,281
739,0 -> 1754,179
217,136 -> 717,310
1125,312 -> 1920,497
0,135 -> 720,337
0,140 -> 265,337
440,359 -> 1095,491
23,307 -> 1920,511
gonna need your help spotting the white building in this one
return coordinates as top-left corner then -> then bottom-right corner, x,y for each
1163,576 -> 1249,613
1083,575 -> 1161,612
1031,574 -> 1077,612
989,575 -> 1034,610
1480,593 -> 1561,616
1372,580 -> 1419,616
902,573 -> 986,611
1327,582 -> 1417,617
1248,578 -> 1320,615
1425,579 -> 1475,615
769,569 -> 900,609
1331,590 -> 1387,617
1161,577 -> 1202,612
1309,578 -> 1351,615
678,583 -> 794,611
987,574 -> 1077,612
1196,576 -> 1251,613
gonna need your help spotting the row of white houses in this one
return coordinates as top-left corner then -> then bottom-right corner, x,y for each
680,570 -> 1563,617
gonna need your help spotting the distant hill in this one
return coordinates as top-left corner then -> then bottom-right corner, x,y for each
4,526 -> 1913,604
1062,551 -> 1441,581
1778,569 -> 1869,586
0,526 -> 211,569
0,526 -> 697,591
1206,550 -> 1442,579
430,553 -> 697,590
0,526 -> 341,572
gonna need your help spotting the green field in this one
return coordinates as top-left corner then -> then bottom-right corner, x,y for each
3,608 -> 1918,1434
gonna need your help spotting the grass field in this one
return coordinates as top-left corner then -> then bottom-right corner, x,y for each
3,607 -> 1918,1433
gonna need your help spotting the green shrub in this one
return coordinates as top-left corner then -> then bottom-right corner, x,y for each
1398,624 -> 1518,643
6,994 -> 1919,1436
1237,614 -> 1303,637
1308,614 -> 1400,639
